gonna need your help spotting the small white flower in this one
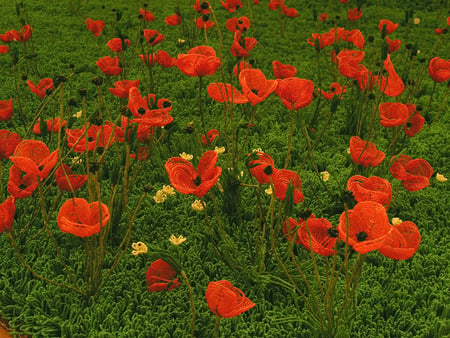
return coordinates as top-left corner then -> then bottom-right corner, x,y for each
191,199 -> 204,212
252,148 -> 263,153
179,152 -> 193,161
265,186 -> 273,195
413,18 -> 420,25
162,185 -> 176,195
436,173 -> 447,182
346,147 -> 351,154
391,217 -> 403,225
320,171 -> 330,182
153,190 -> 167,203
73,110 -> 82,118
169,235 -> 187,246
131,242 -> 148,256
71,156 -> 83,165
214,146 -> 225,154
178,38 -> 186,44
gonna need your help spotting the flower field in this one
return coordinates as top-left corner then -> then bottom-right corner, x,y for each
0,0 -> 449,337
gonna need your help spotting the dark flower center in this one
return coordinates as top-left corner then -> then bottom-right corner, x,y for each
19,183 -> 27,190
251,88 -> 259,95
88,137 -> 94,142
163,101 -> 172,108
149,35 -> 157,43
263,165 -> 273,175
406,122 -> 412,128
200,2 -> 209,9
356,231 -> 368,242
193,175 -> 202,186
202,14 -> 210,21
327,228 -> 339,238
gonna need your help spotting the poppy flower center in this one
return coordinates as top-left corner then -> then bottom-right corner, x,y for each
406,122 -> 412,128
251,88 -> 259,95
19,183 -> 27,190
200,1 -> 209,9
163,101 -> 172,108
193,175 -> 202,186
263,165 -> 273,175
202,14 -> 210,21
327,228 -> 339,238
356,231 -> 368,242
148,35 -> 157,43
88,137 -> 94,142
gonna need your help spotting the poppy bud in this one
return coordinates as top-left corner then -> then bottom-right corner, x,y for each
312,8 -> 318,21
443,28 -> 448,34
416,104 -> 423,111
138,14 -> 143,19
381,41 -> 389,60
69,63 -> 75,68
368,35 -> 374,43
68,98 -> 77,107
91,77 -> 103,86
90,115 -> 103,126
381,24 -> 387,39
368,93 -> 375,100
314,38 -> 321,53
335,15 -> 341,20
39,117 -> 47,137
89,162 -> 99,173
25,53 -> 38,60
78,88 -> 87,97
53,75 -> 67,87
96,147 -> 105,155
11,49 -> 19,65
283,183 -> 295,216
21,74 -> 28,81
331,95 -> 340,113
341,189 -> 355,207
102,5 -> 105,9
405,44 -> 412,50
16,4 -> 20,16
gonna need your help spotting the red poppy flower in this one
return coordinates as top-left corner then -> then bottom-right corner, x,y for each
347,175 -> 392,209
318,82 -> 347,100
272,60 -> 297,79
233,60 -> 252,77
389,155 -> 433,192
272,169 -> 304,204
0,130 -> 21,160
139,8 -> 155,22
221,0 -> 242,13
55,164 -> 87,192
0,196 -> 15,233
11,25 -> 32,42
349,136 -> 385,168
226,16 -> 251,33
127,89 -> 173,127
165,150 -> 222,198
275,77 -> 314,110
337,28 -> 365,50
239,69 -> 277,105
194,0 -> 211,14
0,99 -> 13,121
248,152 -> 276,185
307,29 -> 337,49
27,78 -> 54,99
86,18 -> 105,37
0,31 -> 15,43
404,104 -> 424,137
428,57 -> 450,83
176,46 -> 221,77
96,56 -> 122,76
10,140 -> 59,180
435,28 -> 443,35
230,31 -> 257,58
338,201 -> 392,254
7,165 -> 39,199
109,79 -> 141,98
144,29 -> 165,46
375,54 -> 405,97
107,38 -> 130,53
268,0 -> 283,10
379,102 -> 409,127
201,129 -> 219,145
0,45 -> 9,54
146,259 -> 181,292
139,54 -> 157,66
282,5 -> 298,18
319,13 -> 328,21
66,124 -> 115,153
336,50 -> 366,80
207,83 -> 249,104
206,280 -> 255,318
298,218 -> 337,256
57,198 -> 110,238
378,19 -> 398,35
196,16 -> 215,30
165,13 -> 182,26
378,221 -> 420,260
32,118 -> 67,135
156,50 -> 177,68
448,16 -> 450,26
386,36 -> 401,53
348,8 -> 363,22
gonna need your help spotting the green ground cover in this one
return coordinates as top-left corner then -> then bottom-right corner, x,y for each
0,0 -> 449,337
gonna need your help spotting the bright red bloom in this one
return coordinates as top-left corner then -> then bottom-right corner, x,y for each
348,8 -> 363,22
389,155 -> 433,192
139,54 -> 157,66
298,218 -> 337,256
66,124 -> 115,153
55,164 -> 87,192
378,19 -> 398,35
428,57 -> 450,83
176,46 -> 221,77
146,259 -> 181,292
206,280 -> 255,318
347,175 -> 392,209
404,104 -> 424,137
318,82 -> 347,100
144,29 -> 164,46
155,50 -> 177,68
196,16 -> 215,30
0,45 -> 9,54
0,99 -> 13,121
109,79 -> 140,98
248,152 -> 276,185
201,129 -> 219,145
379,102 -> 409,127
0,130 -> 21,160
86,18 -> 105,37
435,28 -> 443,35
337,28 -> 365,50
165,150 -> 222,198
194,0 -> 211,14
27,78 -> 54,99
282,5 -> 298,18
226,16 -> 251,33
221,0 -> 242,12
336,50 -> 366,80
96,56 -> 122,76
11,25 -> 32,42
0,31 -> 15,43
272,60 -> 297,79
207,83 -> 249,104
376,54 -> 404,97
7,165 -> 39,199
57,198 -> 110,238
338,201 -> 393,254
139,8 -> 155,22
319,13 -> 328,21
275,77 -> 314,110
10,140 -> 58,180
165,13 -> 182,26
32,118 -> 67,135
107,38 -> 130,53
268,0 -> 284,10
272,169 -> 304,203
127,87 -> 173,127
233,60 -> 252,77
230,31 -> 257,58
239,69 -> 277,105
378,221 -> 420,260
386,36 -> 401,53
0,196 -> 15,233
349,136 -> 385,168
307,29 -> 338,49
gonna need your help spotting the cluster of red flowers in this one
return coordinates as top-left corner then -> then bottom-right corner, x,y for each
0,24 -> 32,53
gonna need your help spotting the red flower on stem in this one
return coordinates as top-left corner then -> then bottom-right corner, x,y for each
389,155 -> 433,192
86,18 -> 105,37
386,36 -> 401,53
428,57 -> 450,83
27,78 -> 54,99
12,25 -> 32,42
275,77 -> 314,110
156,50 -> 177,68
319,13 -> 328,21
282,5 -> 298,18
347,175 -> 392,208
233,60 -> 252,77
337,28 -> 365,50
0,45 -> 9,54
7,165 -> 39,199
165,150 -> 222,198
206,280 -> 255,318
221,0 -> 242,13
107,38 -> 130,53
96,56 -> 122,76
0,130 -> 21,160
57,198 -> 110,238
379,102 -> 409,127
248,151 -> 276,185
32,118 -> 67,135
0,99 -> 13,121
349,136 -> 385,168
348,8 -> 363,22
66,124 -> 115,153
272,169 -> 304,204
109,79 -> 141,98
298,218 -> 337,256
144,29 -> 165,46
272,60 -> 297,79
196,15 -> 215,30
176,46 -> 221,77
404,104 -> 424,137
378,221 -> 421,260
307,29 -> 338,49
375,54 -> 404,97
165,13 -> 182,26
0,31 -> 15,43
146,259 -> 181,292
201,129 -> 219,145
226,16 -> 251,33
127,88 -> 173,127
207,83 -> 249,104
139,8 -> 155,22
230,31 -> 257,58
55,164 -> 87,192
239,69 -> 277,105
318,82 -> 347,100
0,196 -> 15,233
378,19 -> 398,35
